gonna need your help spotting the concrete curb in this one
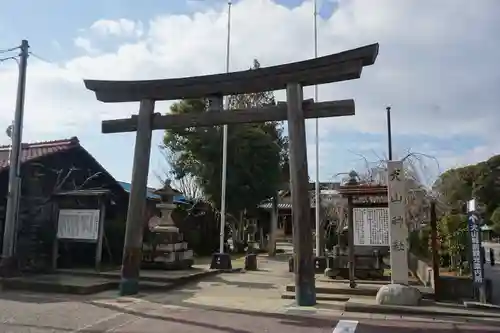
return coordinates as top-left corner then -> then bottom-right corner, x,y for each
0,278 -> 117,295
344,301 -> 500,319
463,301 -> 500,311
141,267 -> 243,292
0,268 -> 242,295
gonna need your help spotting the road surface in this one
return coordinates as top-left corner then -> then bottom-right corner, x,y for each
0,249 -> 499,332
72,305 -> 500,332
1,293 -> 496,333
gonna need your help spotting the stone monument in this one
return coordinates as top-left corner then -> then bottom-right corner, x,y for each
142,181 -> 193,269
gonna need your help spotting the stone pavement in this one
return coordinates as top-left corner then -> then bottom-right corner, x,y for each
0,257 -> 500,332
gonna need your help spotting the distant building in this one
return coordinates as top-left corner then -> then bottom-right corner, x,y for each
258,182 -> 342,239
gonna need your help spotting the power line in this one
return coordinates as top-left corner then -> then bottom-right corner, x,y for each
29,51 -> 51,63
0,56 -> 19,64
0,46 -> 20,55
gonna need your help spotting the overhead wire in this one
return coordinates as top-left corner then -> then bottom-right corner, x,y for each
0,44 -> 21,65
0,46 -> 20,55
0,56 -> 19,65
28,51 -> 50,63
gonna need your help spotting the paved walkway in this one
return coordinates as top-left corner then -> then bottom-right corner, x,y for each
85,258 -> 500,332
0,256 -> 500,332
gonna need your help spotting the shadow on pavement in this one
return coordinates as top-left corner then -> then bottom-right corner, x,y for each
0,322 -> 101,333
89,297 -> 335,329
354,321 -> 500,332
88,300 -> 254,333
0,290 -> 87,304
206,278 -> 277,290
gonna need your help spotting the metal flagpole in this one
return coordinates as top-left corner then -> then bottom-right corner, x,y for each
219,0 -> 232,254
313,0 -> 321,257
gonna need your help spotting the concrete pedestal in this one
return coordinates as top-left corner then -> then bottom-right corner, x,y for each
210,253 -> 232,270
314,256 -> 327,273
0,256 -> 19,277
289,256 -> 327,274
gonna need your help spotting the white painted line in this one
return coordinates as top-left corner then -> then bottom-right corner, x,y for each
332,320 -> 358,333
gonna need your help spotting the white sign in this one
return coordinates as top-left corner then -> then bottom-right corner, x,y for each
387,161 -> 409,285
467,199 -> 476,213
57,209 -> 100,241
353,208 -> 389,246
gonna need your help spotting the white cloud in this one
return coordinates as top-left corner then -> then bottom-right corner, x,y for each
89,18 -> 144,38
1,0 -> 499,182
73,37 -> 99,54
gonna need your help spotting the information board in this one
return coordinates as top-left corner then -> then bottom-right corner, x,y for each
57,209 -> 100,241
353,207 -> 389,246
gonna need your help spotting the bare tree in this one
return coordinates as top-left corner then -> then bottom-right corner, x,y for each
332,149 -> 444,229
170,174 -> 204,200
154,146 -> 204,200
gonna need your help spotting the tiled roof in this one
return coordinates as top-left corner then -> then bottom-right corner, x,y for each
258,188 -> 342,210
0,137 -> 80,171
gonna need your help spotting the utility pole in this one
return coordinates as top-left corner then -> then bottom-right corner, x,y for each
0,40 -> 29,275
386,106 -> 392,160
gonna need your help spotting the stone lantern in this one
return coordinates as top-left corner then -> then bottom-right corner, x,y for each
146,180 -> 193,269
155,180 -> 180,238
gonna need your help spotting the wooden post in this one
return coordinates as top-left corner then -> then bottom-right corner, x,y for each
52,203 -> 59,271
120,99 -> 155,296
286,82 -> 316,306
347,196 -> 356,288
430,200 -> 440,300
95,196 -> 106,271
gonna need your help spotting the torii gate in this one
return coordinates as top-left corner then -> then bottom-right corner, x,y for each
84,43 -> 379,306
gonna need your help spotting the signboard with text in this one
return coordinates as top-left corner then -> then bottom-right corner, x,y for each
57,209 -> 100,241
387,160 -> 409,285
353,207 -> 389,246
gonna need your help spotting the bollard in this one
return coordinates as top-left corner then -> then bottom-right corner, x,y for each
244,253 -> 258,271
490,248 -> 495,266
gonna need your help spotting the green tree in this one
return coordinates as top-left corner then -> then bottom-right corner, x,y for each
473,155 -> 500,217
437,213 -> 468,270
433,165 -> 478,212
491,207 -> 500,234
162,59 -> 288,222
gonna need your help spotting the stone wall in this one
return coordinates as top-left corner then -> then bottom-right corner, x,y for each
408,253 -> 434,288
408,252 -> 492,302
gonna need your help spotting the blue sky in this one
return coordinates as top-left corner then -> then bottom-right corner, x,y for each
0,0 -> 498,189
0,0 -> 336,60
